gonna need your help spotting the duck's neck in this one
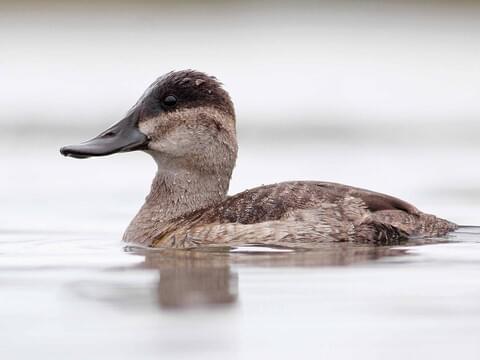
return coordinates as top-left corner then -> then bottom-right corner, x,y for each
123,159 -> 229,245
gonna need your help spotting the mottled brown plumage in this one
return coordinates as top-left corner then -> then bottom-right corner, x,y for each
148,181 -> 456,249
60,70 -> 457,248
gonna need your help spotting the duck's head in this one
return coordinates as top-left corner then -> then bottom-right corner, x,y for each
60,70 -> 237,176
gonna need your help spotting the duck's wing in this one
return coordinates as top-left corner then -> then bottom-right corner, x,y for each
151,181 -> 456,248
205,181 -> 421,224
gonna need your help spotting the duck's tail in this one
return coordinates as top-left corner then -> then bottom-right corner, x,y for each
367,210 -> 457,239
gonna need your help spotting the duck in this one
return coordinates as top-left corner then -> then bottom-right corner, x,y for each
60,70 -> 457,249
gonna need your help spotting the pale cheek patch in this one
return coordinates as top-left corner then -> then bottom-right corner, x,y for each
138,107 -> 236,153
139,116 -> 184,153
139,117 -> 166,152
138,117 -> 158,137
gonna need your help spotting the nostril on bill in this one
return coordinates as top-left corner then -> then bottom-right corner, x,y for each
102,131 -> 116,138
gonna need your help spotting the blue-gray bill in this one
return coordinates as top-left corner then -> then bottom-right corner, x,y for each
59,115 -> 148,159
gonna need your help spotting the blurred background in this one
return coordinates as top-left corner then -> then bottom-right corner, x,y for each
1,0 -> 479,135
1,2 -> 480,360
2,0 -> 480,228
1,0 -> 480,226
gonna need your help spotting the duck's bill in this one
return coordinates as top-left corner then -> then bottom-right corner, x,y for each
60,117 -> 148,159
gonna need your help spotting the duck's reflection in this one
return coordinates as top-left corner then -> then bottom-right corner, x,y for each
137,244 -> 409,309
69,244 -> 412,310
143,249 -> 238,309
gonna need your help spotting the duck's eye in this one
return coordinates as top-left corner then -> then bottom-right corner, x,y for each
163,95 -> 177,107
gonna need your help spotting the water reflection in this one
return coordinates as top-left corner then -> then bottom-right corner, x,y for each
144,251 -> 238,309
133,244 -> 409,309
0,230 -> 477,360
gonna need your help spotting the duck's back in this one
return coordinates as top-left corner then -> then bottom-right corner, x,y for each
151,181 -> 457,248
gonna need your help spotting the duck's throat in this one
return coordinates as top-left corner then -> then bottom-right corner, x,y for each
123,166 -> 229,245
